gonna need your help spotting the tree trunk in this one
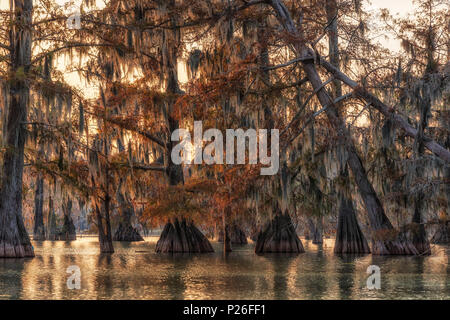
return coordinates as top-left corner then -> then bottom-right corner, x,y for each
33,175 -> 46,240
61,199 -> 76,241
255,210 -> 305,254
431,219 -> 450,244
405,64 -> 434,255
222,210 -> 232,253
308,217 -> 323,244
78,199 -> 87,232
325,0 -> 342,98
325,1 -> 368,255
334,196 -> 371,254
154,1 -> 212,253
113,191 -> 144,241
0,0 -> 34,258
218,224 -> 248,244
408,206 -> 431,254
269,0 -> 418,255
155,218 -> 214,253
250,226 -> 259,242
432,161 -> 449,244
96,202 -> 114,254
47,195 -> 58,240
304,228 -> 311,240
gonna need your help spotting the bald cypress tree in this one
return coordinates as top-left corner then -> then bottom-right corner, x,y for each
0,0 -> 34,258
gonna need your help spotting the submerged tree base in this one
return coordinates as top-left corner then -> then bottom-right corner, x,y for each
370,222 -> 430,256
308,217 -> 323,244
113,223 -> 144,241
371,233 -> 419,255
409,223 -> 431,255
156,218 -> 214,253
334,197 -> 371,254
255,213 -> 305,254
0,241 -> 34,258
218,224 -> 248,244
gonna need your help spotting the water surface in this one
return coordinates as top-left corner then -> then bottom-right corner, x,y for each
0,237 -> 448,299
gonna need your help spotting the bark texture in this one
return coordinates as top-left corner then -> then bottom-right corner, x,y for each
431,210 -> 449,244
218,224 -> 248,244
113,192 -> 144,241
96,203 -> 114,253
222,212 -> 232,253
308,217 -> 323,244
334,197 -> 371,254
113,223 -> 144,242
255,212 -> 305,254
0,0 -> 34,258
47,196 -> 58,240
431,221 -> 450,244
155,218 -> 214,253
60,199 -> 76,241
223,224 -> 232,253
33,176 -> 46,240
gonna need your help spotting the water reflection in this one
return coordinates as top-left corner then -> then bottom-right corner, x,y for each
336,255 -> 359,299
0,237 -> 448,299
262,254 -> 297,299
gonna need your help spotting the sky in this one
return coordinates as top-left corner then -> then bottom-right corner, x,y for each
365,0 -> 414,51
368,0 -> 414,13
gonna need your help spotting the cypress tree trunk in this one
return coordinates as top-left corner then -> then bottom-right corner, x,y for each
304,228 -> 311,240
250,226 -> 260,242
308,217 -> 323,244
33,175 -> 46,240
325,0 -> 342,99
0,0 -> 34,258
218,224 -> 248,244
268,0 -> 418,255
432,129 -> 450,243
405,58 -> 435,255
255,209 -> 305,254
432,151 -> 449,245
222,210 -> 232,253
325,0 -> 369,254
113,191 -> 143,241
155,218 -> 214,253
78,199 -> 87,232
155,0 -> 212,253
431,216 -> 450,244
96,201 -> 114,254
47,195 -> 58,240
61,199 -> 76,241
334,196 -> 371,254
157,139 -> 213,252
408,201 -> 431,254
